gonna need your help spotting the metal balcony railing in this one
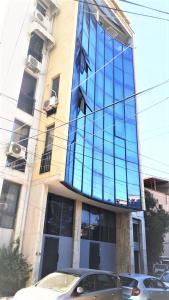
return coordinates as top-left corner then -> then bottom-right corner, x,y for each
40,151 -> 52,173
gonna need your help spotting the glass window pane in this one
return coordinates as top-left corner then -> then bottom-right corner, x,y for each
0,180 -> 21,229
60,200 -> 74,237
51,76 -> 60,97
12,119 -> 30,147
115,137 -> 125,159
90,207 -> 100,241
45,199 -> 61,235
115,158 -> 127,204
17,72 -> 37,115
45,195 -> 74,237
81,204 -> 90,239
28,33 -> 44,62
44,124 -> 55,152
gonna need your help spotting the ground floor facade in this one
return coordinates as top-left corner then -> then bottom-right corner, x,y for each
21,181 -> 147,283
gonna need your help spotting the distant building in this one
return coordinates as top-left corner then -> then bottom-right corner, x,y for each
144,177 -> 169,261
0,0 -> 147,283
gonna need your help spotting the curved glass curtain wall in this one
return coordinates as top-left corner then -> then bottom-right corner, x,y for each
65,2 -> 141,210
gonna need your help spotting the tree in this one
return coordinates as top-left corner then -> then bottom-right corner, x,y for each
0,239 -> 32,296
144,189 -> 169,273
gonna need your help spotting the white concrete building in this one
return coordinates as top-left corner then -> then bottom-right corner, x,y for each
0,0 -> 59,247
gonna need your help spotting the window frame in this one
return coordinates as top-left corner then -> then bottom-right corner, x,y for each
51,75 -> 60,98
0,180 -> 21,229
44,124 -> 55,153
17,71 -> 37,116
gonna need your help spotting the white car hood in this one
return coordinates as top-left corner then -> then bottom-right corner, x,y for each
14,286 -> 63,300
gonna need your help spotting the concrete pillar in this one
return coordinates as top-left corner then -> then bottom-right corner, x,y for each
22,183 -> 48,283
116,213 -> 134,273
133,211 -> 147,274
72,200 -> 82,268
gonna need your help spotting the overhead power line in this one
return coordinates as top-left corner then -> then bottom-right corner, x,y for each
74,0 -> 169,22
119,0 -> 169,16
1,123 -> 169,180
1,78 -> 169,170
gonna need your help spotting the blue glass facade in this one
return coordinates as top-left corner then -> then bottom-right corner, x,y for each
65,3 -> 141,210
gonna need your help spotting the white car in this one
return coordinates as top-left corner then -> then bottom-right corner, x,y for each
119,273 -> 169,300
160,271 -> 169,287
13,268 -> 122,300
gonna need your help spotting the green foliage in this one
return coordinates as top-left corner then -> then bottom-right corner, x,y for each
0,239 -> 32,296
144,190 -> 169,273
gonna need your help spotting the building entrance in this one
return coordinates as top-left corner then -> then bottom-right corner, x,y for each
80,204 -> 116,271
41,235 -> 59,277
39,194 -> 74,278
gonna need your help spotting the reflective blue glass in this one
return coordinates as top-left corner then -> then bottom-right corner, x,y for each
115,158 -> 127,204
115,137 -> 125,159
65,2 -> 141,210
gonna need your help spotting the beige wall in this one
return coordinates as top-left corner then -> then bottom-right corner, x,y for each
33,0 -> 78,181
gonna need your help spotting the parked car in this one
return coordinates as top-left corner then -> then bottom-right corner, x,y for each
160,270 -> 169,287
119,273 -> 169,299
13,268 -> 122,300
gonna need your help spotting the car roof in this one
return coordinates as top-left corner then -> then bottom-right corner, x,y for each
119,273 -> 155,280
59,268 -> 114,277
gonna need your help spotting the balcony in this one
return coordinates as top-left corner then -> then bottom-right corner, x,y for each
6,156 -> 26,173
41,0 -> 59,16
40,151 -> 52,173
29,17 -> 55,50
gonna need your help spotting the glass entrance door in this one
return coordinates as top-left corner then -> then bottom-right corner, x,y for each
41,235 -> 59,278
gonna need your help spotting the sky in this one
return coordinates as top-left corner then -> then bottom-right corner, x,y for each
0,0 -> 169,181
116,0 -> 169,180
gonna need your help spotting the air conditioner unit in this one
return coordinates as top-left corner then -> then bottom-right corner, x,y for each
34,10 -> 45,23
43,96 -> 58,112
26,55 -> 41,73
7,142 -> 26,159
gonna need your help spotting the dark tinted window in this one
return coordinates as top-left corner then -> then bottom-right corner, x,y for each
120,276 -> 138,288
133,222 -> 140,242
51,76 -> 60,97
79,275 -> 96,293
96,274 -> 117,290
144,278 -> 165,289
81,204 -> 116,243
44,124 -> 55,153
28,33 -> 44,62
17,72 -> 36,115
0,180 -> 21,229
45,194 -> 74,237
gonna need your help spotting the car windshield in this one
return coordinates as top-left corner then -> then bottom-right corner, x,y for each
37,272 -> 80,292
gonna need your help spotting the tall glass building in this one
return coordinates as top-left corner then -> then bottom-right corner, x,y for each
20,0 -> 147,283
66,2 -> 141,211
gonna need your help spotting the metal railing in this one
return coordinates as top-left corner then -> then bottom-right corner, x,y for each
40,151 -> 52,173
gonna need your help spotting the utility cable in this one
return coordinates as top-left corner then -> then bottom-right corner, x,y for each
1,125 -> 169,180
119,0 -> 169,16
74,0 -> 169,22
1,80 -> 169,169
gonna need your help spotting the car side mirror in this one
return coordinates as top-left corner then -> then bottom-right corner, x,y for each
77,287 -> 84,294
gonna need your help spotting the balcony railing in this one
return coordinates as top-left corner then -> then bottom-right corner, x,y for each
40,151 -> 52,173
17,93 -> 35,115
6,156 -> 26,173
